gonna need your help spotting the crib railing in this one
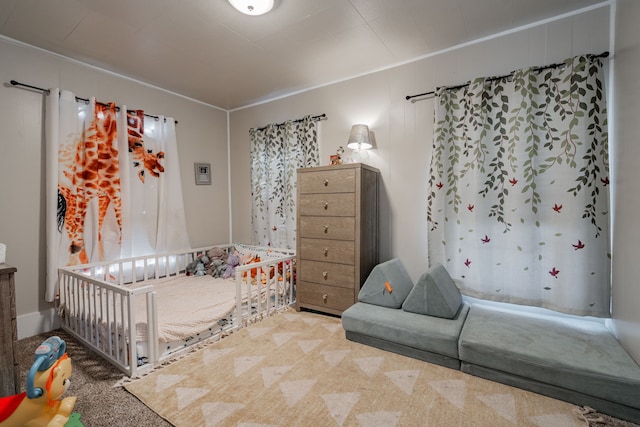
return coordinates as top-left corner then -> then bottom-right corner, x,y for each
56,244 -> 296,377
234,253 -> 296,326
57,269 -> 156,377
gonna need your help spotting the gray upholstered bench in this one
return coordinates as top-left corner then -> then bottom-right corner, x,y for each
458,304 -> 640,424
342,302 -> 469,369
342,258 -> 640,424
343,258 -> 469,369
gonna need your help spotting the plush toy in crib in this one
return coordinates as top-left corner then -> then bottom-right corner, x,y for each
0,336 -> 76,427
187,254 -> 211,276
194,262 -> 206,276
206,247 -> 229,276
222,254 -> 240,279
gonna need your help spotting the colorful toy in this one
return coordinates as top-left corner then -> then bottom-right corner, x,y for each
0,336 -> 76,427
330,145 -> 345,165
222,254 -> 240,279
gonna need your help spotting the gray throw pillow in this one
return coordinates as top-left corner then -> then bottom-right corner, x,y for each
402,263 -> 462,318
358,258 -> 414,308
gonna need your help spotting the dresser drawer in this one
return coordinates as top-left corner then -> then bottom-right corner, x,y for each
297,282 -> 355,313
299,238 -> 355,264
298,168 -> 356,194
299,216 -> 355,240
298,260 -> 355,288
299,193 -> 355,216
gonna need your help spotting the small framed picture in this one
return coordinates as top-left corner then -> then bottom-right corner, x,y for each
194,162 -> 211,185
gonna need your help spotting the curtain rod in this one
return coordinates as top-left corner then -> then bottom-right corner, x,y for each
405,51 -> 610,102
254,113 -> 327,132
9,80 -> 178,124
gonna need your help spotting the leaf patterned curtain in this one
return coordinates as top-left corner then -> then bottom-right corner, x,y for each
250,116 -> 319,249
427,55 -> 610,317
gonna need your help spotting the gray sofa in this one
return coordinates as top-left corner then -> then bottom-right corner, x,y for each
342,259 -> 640,424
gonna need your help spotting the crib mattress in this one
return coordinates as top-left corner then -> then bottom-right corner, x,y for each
133,274 -> 237,343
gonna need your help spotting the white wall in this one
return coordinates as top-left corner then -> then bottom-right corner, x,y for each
4,3 -> 634,364
0,37 -> 229,337
231,4 -> 640,363
611,0 -> 640,363
229,6 -> 611,282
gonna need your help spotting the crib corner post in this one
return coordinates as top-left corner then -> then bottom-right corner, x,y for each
147,291 -> 159,367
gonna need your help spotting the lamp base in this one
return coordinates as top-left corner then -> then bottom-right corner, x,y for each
350,149 -> 370,163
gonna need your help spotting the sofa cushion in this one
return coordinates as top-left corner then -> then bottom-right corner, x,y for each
358,258 -> 414,308
402,263 -> 462,319
458,304 -> 640,411
342,301 -> 469,360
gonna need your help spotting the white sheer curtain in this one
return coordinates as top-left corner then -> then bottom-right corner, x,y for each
118,109 -> 190,258
427,55 -> 610,317
250,116 -> 319,249
45,90 -> 189,301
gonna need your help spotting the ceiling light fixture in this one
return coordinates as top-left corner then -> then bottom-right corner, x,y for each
228,0 -> 274,16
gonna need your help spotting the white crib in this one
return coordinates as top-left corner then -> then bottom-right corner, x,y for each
55,243 -> 296,377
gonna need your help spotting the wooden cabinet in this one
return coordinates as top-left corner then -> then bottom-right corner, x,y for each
0,264 -> 19,397
296,163 -> 379,315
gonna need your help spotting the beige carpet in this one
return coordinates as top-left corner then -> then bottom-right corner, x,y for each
124,310 -> 611,427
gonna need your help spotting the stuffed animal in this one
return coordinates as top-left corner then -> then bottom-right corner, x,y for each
194,262 -> 206,276
222,254 -> 240,279
0,336 -> 76,427
206,259 -> 222,277
330,146 -> 345,165
207,247 -> 228,264
242,256 -> 261,280
187,253 -> 212,276
186,257 -> 200,276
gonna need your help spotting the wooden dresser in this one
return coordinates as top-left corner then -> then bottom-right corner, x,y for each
0,263 -> 19,397
296,163 -> 379,315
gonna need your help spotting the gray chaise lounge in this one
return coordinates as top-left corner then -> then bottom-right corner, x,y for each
342,259 -> 640,424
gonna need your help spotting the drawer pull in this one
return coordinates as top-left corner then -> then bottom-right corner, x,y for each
324,248 -> 328,256
323,202 -> 329,210
324,179 -> 329,186
322,294 -> 328,303
322,271 -> 328,279
323,225 -> 329,233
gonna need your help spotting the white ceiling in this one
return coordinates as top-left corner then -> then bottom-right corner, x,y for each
0,0 -> 604,110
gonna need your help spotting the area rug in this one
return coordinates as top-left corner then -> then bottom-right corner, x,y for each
124,310 -> 596,427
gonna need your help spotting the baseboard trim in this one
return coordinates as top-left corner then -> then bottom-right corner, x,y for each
17,308 -> 59,339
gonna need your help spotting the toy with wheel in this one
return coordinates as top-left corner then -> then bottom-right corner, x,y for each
0,336 -> 77,427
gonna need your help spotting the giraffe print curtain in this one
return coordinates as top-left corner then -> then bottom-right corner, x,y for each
427,55 -> 610,317
249,116 -> 319,249
44,89 -> 189,301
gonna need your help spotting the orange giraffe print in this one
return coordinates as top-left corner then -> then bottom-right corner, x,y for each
126,110 -> 165,182
58,102 -> 122,265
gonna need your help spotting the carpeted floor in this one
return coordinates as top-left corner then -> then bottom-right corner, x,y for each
15,312 -> 640,427
16,329 -> 171,427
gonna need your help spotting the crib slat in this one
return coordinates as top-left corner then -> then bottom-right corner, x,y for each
147,291 -> 158,366
235,272 -> 242,328
127,289 -> 137,377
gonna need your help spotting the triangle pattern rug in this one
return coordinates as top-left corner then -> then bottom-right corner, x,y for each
125,310 -> 591,427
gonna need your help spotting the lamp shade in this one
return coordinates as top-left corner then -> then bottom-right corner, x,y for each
229,0 -> 274,15
347,124 -> 372,150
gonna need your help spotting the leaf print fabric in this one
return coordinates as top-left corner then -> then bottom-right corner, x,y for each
250,116 -> 319,249
427,55 -> 610,317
